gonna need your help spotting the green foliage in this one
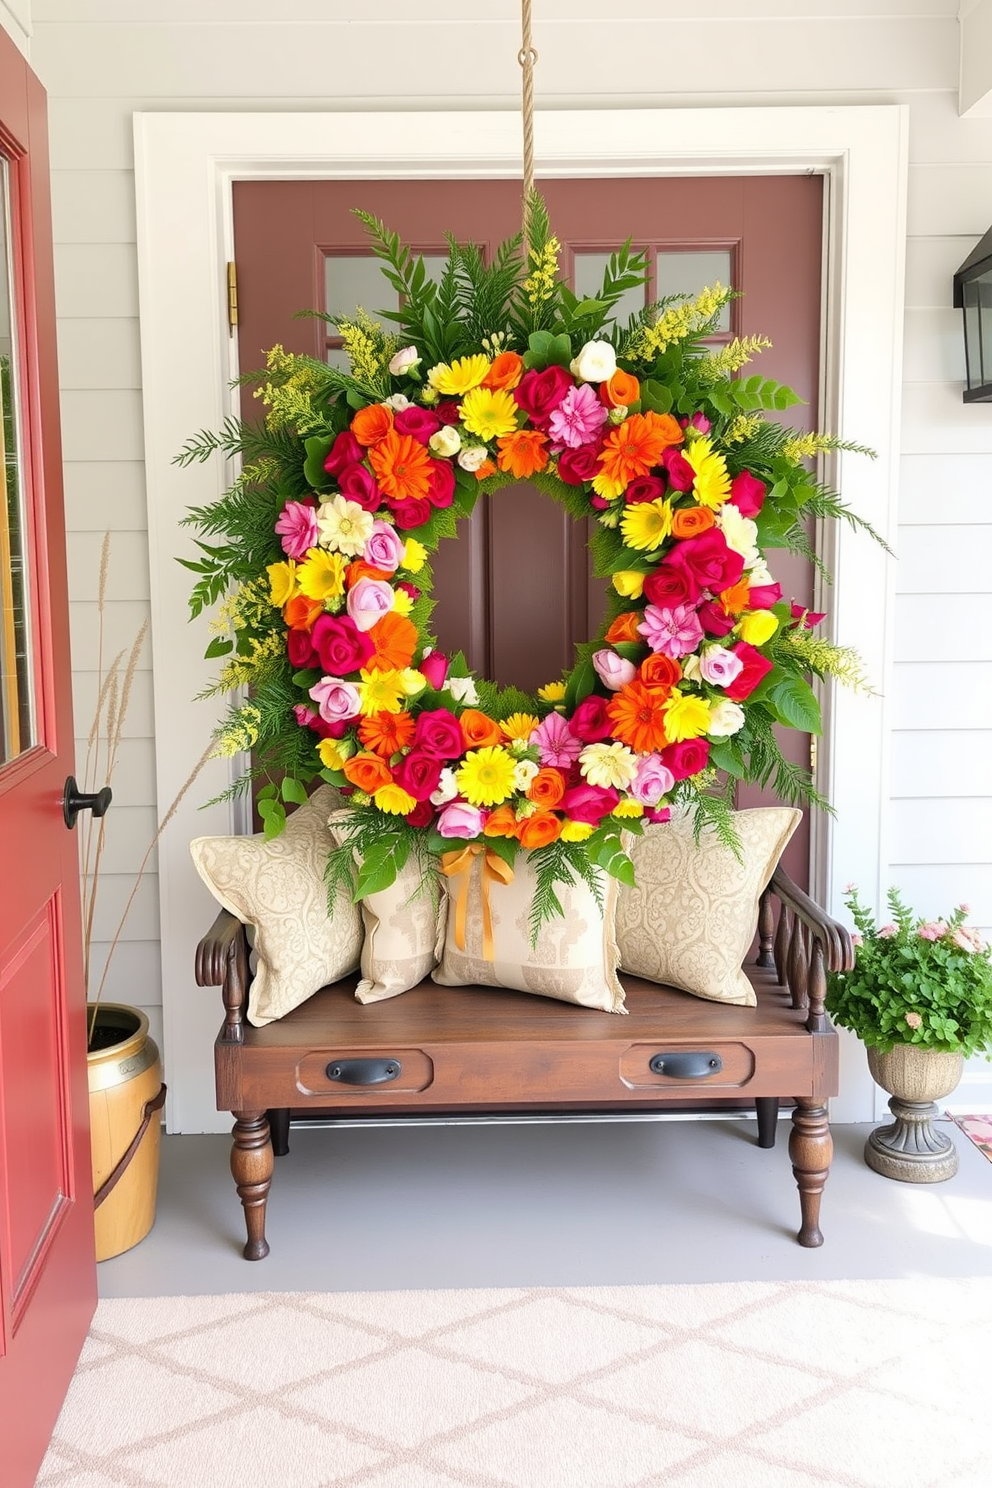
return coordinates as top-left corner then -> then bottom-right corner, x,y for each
827,888 -> 992,1057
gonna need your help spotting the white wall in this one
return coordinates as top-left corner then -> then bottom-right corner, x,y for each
29,0 -> 992,1111
0,0 -> 30,56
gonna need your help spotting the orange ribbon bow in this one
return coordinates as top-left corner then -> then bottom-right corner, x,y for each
440,844 -> 515,962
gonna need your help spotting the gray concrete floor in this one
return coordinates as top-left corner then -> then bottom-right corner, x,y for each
98,1115 -> 992,1296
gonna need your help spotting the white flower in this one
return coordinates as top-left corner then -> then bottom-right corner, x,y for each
570,339 -> 618,383
316,495 -> 375,557
513,759 -> 540,792
457,444 -> 490,472
388,345 -> 421,377
579,741 -> 639,790
707,699 -> 746,737
429,767 -> 458,806
717,505 -> 760,564
447,676 -> 479,706
746,560 -> 774,587
680,654 -> 702,683
429,425 -> 461,458
383,393 -> 411,412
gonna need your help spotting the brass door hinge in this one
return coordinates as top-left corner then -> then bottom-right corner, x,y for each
226,261 -> 238,333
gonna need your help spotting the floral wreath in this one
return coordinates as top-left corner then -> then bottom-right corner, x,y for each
180,199 -> 873,932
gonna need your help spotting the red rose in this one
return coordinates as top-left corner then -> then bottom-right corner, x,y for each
723,642 -> 774,701
665,528 -> 744,596
748,581 -> 782,610
729,470 -> 766,517
405,799 -> 436,827
662,449 -> 696,492
412,708 -> 464,760
419,651 -> 449,689
559,782 -> 619,824
393,749 -> 444,802
643,564 -> 700,608
557,441 -> 603,484
308,714 -> 347,740
514,365 -> 573,430
396,580 -> 420,601
311,614 -> 374,675
660,738 -> 710,780
287,630 -> 319,669
323,431 -> 364,476
388,496 -> 432,530
426,458 -> 455,508
570,695 -> 614,743
696,600 -> 737,637
393,405 -> 441,444
435,400 -> 462,426
624,474 -> 666,504
337,462 -> 382,512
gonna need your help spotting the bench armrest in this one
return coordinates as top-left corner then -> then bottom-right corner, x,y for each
195,908 -> 251,1043
759,866 -> 854,1033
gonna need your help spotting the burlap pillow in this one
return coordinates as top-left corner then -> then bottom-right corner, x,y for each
616,806 -> 801,1005
432,847 -> 626,1014
327,812 -> 445,1003
189,785 -> 362,1026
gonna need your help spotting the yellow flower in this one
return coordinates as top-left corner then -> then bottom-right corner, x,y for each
459,386 -> 519,440
591,469 -> 625,501
267,560 -> 297,606
621,498 -> 672,552
537,681 -> 566,703
613,570 -> 645,600
317,737 -> 352,771
374,782 -> 418,815
392,588 -> 414,617
357,668 -> 406,715
297,549 -> 345,602
612,799 -> 644,819
684,437 -> 731,509
500,712 -> 540,743
397,667 -> 428,697
738,610 -> 779,646
402,538 -> 427,573
427,355 -> 491,396
561,820 -> 594,842
455,746 -> 517,807
663,690 -> 712,742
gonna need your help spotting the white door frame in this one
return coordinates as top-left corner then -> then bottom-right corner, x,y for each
134,106 -> 907,1132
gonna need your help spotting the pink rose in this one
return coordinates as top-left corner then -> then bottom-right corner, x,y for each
559,782 -> 619,825
748,582 -> 782,610
629,754 -> 675,807
364,520 -> 405,573
660,738 -> 710,780
287,629 -> 319,669
275,499 -> 319,559
696,600 -> 737,637
346,577 -> 395,633
643,805 -> 672,824
312,614 -> 374,674
419,651 -> 449,690
309,676 -> 361,724
437,801 -> 486,838
624,475 -> 666,505
570,695 -> 613,743
393,405 -> 441,444
393,749 -> 444,802
592,648 -> 637,690
514,365 -> 574,430
324,431 -> 364,476
665,528 -> 744,596
293,703 -> 318,729
662,449 -> 696,492
877,924 -> 898,938
337,462 -> 382,512
699,645 -> 744,687
413,708 -> 464,760
729,470 -> 766,517
685,413 -> 711,434
388,496 -> 432,530
723,642 -> 774,701
643,564 -> 700,608
426,458 -> 456,509
557,441 -> 604,485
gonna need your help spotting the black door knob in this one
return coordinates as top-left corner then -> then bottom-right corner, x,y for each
63,776 -> 113,830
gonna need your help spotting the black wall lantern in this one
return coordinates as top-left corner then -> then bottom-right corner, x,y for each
953,226 -> 992,402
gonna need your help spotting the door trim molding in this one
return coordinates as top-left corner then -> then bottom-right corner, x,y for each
134,106 -> 908,1130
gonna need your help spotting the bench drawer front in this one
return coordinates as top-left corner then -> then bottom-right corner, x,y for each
296,1048 -> 434,1096
620,1041 -> 755,1090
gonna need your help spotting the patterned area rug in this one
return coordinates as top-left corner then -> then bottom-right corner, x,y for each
947,1113 -> 992,1165
38,1279 -> 991,1488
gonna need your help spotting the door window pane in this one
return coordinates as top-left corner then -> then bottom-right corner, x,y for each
573,252 -> 647,328
324,252 -> 448,368
0,159 -> 36,766
655,250 -> 733,331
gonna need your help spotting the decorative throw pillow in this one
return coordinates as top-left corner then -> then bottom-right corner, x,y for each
432,847 -> 626,1014
327,812 -> 445,1003
189,785 -> 362,1026
616,806 -> 801,1005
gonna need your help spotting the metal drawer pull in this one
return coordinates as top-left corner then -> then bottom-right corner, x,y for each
649,1051 -> 723,1079
326,1058 -> 402,1085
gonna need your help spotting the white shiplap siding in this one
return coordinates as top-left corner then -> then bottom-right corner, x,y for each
27,0 -> 992,1116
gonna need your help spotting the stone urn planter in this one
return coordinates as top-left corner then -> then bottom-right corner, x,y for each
864,1044 -> 964,1183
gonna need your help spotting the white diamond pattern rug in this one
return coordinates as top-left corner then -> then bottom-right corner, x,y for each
39,1279 -> 989,1488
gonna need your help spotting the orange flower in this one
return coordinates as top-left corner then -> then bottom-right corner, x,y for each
342,752 -> 394,794
359,710 -> 415,758
600,369 -> 640,409
366,611 -> 418,672
719,577 -> 751,616
482,351 -> 524,391
460,709 -> 504,750
282,592 -> 324,631
671,505 -> 716,539
639,652 -> 682,690
475,459 -> 497,481
482,804 -> 520,839
605,611 -> 642,645
597,412 -> 676,491
368,430 -> 433,501
350,403 -> 394,447
607,681 -> 671,754
518,810 -> 563,850
652,413 -> 684,448
527,768 -> 566,809
345,559 -> 391,587
496,430 -> 550,479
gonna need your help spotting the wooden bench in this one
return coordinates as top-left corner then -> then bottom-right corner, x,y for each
195,864 -> 851,1259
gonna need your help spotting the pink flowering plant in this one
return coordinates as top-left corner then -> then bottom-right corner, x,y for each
827,886 -> 992,1056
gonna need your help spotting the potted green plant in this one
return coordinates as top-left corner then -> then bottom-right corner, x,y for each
827,886 -> 992,1182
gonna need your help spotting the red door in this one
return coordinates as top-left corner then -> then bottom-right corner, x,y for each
0,31 -> 96,1487
233,176 -> 821,882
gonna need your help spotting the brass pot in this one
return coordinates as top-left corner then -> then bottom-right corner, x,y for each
87,1004 -> 165,1260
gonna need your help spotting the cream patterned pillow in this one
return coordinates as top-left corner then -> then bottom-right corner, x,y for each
189,785 -> 362,1026
616,806 -> 801,1005
432,848 -> 626,1014
327,812 -> 445,1003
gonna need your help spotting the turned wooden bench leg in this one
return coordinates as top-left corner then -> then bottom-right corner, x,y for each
231,1110 -> 273,1260
755,1096 -> 779,1148
789,1098 -> 832,1248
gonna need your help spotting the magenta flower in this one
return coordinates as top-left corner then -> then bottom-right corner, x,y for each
275,500 -> 318,559
532,711 -> 583,768
436,801 -> 486,838
638,603 -> 705,659
548,383 -> 609,449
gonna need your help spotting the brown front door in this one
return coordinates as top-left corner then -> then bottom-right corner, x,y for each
0,32 -> 97,1486
232,175 -> 822,881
